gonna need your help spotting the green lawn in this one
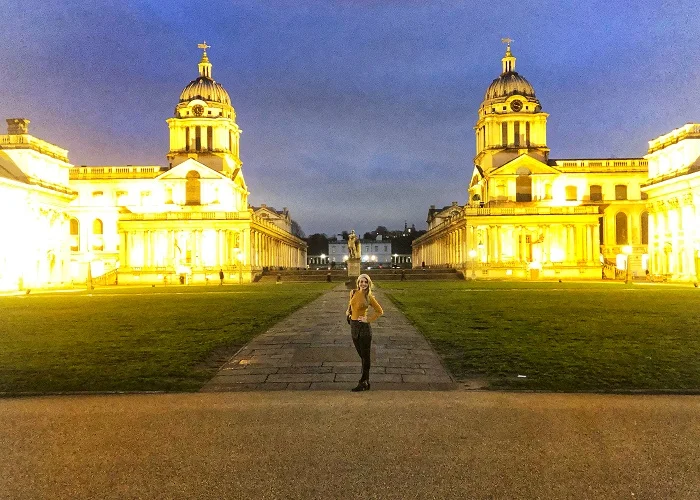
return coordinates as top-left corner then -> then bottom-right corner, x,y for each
0,284 -> 332,394
380,281 -> 700,392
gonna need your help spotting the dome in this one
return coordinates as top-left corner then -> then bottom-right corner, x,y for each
179,76 -> 231,106
484,72 -> 536,101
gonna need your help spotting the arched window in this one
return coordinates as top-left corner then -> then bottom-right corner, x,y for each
515,167 -> 532,202
615,212 -> 628,245
92,219 -> 104,251
565,185 -> 577,201
186,170 -> 201,205
70,218 -> 79,252
641,211 -> 649,245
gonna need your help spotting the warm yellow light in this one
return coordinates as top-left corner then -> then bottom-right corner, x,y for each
468,250 -> 477,258
622,245 -> 633,255
550,248 -> 565,263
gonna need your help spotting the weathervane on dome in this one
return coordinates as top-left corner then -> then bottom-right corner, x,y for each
501,37 -> 513,53
197,41 -> 211,53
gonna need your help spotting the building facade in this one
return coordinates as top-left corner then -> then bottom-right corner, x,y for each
0,46 -> 306,291
413,42 -> 653,280
643,124 -> 700,282
0,119 -> 76,291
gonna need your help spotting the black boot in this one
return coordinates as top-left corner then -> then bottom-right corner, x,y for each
351,380 -> 370,392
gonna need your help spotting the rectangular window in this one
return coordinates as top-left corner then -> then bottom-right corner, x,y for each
502,122 -> 508,146
195,127 -> 201,151
590,185 -> 603,202
514,122 -> 520,146
525,122 -> 531,146
565,186 -> 577,201
615,185 -> 627,200
207,126 -> 213,150
185,128 -> 190,151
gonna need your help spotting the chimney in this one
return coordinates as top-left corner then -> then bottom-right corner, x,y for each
452,201 -> 458,206
430,205 -> 436,210
7,118 -> 30,135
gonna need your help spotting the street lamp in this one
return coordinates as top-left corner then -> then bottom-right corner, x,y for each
468,249 -> 477,279
85,251 -> 94,291
622,245 -> 632,284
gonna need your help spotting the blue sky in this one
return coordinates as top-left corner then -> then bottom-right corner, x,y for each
2,1 -> 699,235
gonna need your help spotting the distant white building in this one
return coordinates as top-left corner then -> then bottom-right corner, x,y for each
328,235 -> 392,266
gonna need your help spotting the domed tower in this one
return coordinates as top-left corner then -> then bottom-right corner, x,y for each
474,40 -> 549,174
166,43 -> 242,177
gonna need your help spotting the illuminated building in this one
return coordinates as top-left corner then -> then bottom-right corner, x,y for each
413,41 -> 652,280
0,45 -> 306,291
643,124 -> 700,282
0,119 -> 75,291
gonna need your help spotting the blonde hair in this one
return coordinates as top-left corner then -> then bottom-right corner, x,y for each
356,274 -> 374,297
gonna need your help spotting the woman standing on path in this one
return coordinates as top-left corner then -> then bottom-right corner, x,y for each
346,274 -> 383,392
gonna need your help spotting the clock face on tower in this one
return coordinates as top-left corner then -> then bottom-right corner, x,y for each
510,100 -> 523,112
192,104 -> 204,116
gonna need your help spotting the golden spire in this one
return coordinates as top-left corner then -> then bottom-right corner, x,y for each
501,38 -> 516,74
197,41 -> 212,78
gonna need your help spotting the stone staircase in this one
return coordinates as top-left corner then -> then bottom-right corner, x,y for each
258,268 -> 464,283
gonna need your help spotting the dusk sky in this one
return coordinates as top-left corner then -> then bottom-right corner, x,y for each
2,1 -> 699,236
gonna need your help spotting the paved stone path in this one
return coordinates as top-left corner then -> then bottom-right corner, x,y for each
202,285 -> 456,391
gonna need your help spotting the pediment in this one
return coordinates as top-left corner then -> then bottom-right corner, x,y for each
156,159 -> 231,182
253,206 -> 282,219
469,166 -> 483,188
491,154 -> 561,176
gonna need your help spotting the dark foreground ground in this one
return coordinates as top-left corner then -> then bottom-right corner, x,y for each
1,391 -> 699,499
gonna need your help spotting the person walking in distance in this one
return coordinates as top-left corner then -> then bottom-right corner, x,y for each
219,268 -> 224,285
346,274 -> 383,391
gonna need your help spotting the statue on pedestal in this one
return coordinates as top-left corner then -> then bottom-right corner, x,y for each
347,230 -> 361,259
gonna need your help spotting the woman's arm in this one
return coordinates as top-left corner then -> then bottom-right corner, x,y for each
366,295 -> 383,323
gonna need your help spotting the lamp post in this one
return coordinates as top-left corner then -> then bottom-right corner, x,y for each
85,252 -> 94,291
468,249 -> 477,279
622,245 -> 632,284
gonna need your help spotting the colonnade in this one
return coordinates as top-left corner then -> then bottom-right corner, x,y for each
119,225 -> 305,270
251,228 -> 305,269
119,228 -> 245,269
647,195 -> 700,280
413,218 -> 600,270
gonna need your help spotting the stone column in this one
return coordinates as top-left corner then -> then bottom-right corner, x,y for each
143,231 -> 149,268
119,231 -> 127,267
